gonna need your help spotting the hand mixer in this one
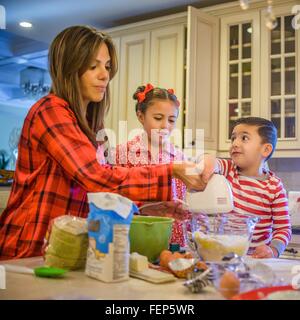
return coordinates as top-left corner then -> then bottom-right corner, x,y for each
185,163 -> 234,214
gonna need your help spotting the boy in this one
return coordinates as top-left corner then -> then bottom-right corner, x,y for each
216,117 -> 291,258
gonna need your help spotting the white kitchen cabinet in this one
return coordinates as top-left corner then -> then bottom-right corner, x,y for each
105,1 -> 299,158
218,1 -> 300,156
106,22 -> 185,147
219,10 -> 261,151
150,24 -> 185,142
261,4 -> 300,156
105,32 -> 150,142
105,8 -> 218,151
119,31 -> 151,140
185,6 -> 219,153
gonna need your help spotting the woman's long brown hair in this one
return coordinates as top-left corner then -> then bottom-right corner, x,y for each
48,25 -> 117,145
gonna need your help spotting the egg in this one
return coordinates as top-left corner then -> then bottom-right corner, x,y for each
159,250 -> 185,269
172,252 -> 184,260
168,258 -> 195,278
159,250 -> 173,268
219,271 -> 240,299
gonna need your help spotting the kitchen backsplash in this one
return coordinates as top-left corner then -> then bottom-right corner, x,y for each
268,158 -> 300,193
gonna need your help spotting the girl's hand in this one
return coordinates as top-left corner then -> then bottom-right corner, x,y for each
139,201 -> 190,220
251,245 -> 278,258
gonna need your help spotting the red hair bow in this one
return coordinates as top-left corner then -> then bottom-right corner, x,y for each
136,83 -> 154,103
167,88 -> 180,107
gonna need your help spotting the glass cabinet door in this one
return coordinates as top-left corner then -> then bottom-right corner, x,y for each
219,11 -> 260,151
269,15 -> 297,140
228,22 -> 253,139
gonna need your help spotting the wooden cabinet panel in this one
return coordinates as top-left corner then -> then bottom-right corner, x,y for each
150,25 -> 185,145
186,6 -> 219,152
119,32 -> 150,140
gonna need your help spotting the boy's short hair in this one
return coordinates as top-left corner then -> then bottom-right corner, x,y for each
232,117 -> 277,161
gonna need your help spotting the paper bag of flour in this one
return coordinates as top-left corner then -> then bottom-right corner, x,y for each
85,192 -> 138,282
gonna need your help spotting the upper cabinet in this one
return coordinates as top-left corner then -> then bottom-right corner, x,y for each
105,19 -> 185,147
219,11 -> 261,151
218,1 -> 300,157
260,4 -> 300,155
106,0 -> 299,157
186,7 -> 219,153
105,8 -> 218,151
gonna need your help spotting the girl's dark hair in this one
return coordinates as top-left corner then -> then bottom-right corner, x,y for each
232,117 -> 277,161
133,85 -> 179,113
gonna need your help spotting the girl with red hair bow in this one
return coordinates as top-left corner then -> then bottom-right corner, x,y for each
109,84 -> 188,246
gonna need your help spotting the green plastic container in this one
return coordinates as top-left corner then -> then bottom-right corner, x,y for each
129,215 -> 174,262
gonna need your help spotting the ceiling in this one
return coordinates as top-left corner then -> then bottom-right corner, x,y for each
0,0 -> 235,105
1,0 -> 234,43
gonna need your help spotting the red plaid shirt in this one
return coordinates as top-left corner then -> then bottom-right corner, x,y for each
0,94 -> 173,260
110,133 -> 188,246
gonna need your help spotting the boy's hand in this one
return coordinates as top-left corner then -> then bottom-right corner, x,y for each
251,244 -> 278,258
201,154 -> 218,183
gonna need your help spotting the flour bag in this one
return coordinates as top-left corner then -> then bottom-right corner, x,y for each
85,192 -> 138,282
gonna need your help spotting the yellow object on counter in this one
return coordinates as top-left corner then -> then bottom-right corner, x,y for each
44,216 -> 88,270
129,252 -> 149,272
193,231 -> 249,261
129,252 -> 176,283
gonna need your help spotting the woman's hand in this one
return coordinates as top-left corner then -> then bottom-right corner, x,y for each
139,200 -> 190,220
173,154 -> 216,191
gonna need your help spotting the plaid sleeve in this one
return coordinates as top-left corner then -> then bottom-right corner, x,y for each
32,103 -> 173,202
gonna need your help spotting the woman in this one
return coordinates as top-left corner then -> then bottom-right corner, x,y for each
0,26 -> 213,260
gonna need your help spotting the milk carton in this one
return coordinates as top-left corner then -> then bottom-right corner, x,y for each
85,192 -> 138,282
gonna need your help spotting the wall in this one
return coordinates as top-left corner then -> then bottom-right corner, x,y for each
0,102 -> 30,169
268,158 -> 300,193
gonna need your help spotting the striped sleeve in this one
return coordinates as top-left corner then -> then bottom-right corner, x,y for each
270,181 -> 291,255
32,103 -> 173,202
216,158 -> 234,177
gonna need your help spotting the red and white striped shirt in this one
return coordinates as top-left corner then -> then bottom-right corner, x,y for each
217,159 -> 291,254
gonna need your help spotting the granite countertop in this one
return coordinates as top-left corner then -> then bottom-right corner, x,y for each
0,257 -> 222,300
1,256 -> 299,300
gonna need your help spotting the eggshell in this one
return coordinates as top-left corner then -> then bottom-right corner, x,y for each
168,258 -> 195,278
195,261 -> 208,271
159,250 -> 185,268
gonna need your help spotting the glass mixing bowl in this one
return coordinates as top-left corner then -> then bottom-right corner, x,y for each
183,213 -> 259,262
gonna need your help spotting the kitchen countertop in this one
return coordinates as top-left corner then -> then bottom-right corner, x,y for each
0,256 -> 298,300
0,257 -> 222,300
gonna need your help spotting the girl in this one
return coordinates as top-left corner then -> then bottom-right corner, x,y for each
111,84 -> 188,246
0,26 -> 212,260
